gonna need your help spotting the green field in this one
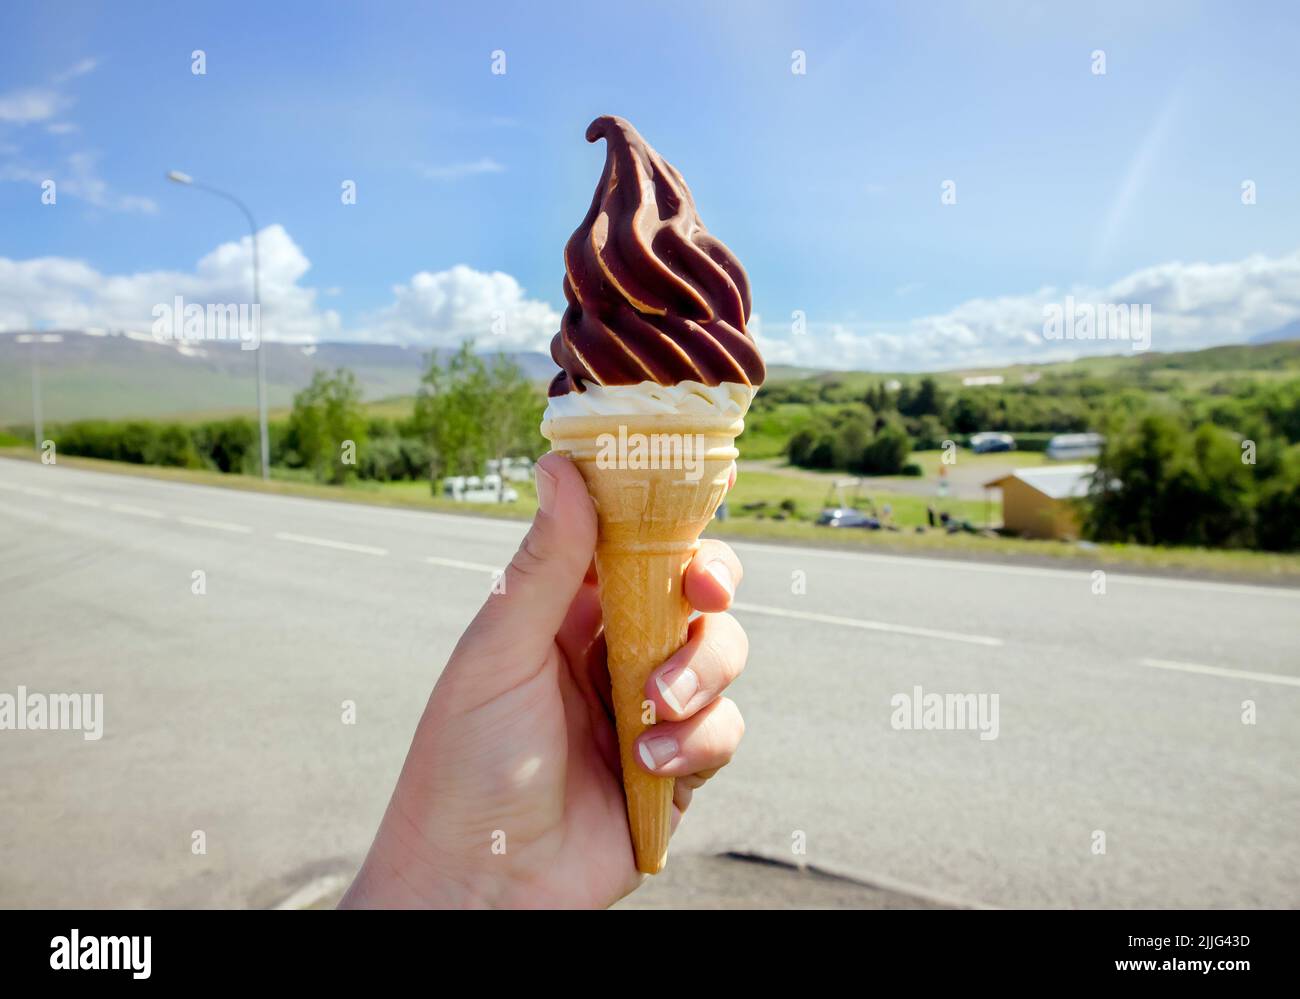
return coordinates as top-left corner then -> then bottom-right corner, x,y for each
8,446 -> 1298,582
725,467 -> 988,528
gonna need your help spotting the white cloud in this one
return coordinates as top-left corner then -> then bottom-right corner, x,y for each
0,227 -> 557,352
54,58 -> 99,83
1,61 -> 154,212
0,151 -> 158,213
757,248 -> 1300,371
4,225 -> 1294,372
361,264 -> 558,350
60,152 -> 157,213
0,88 -> 71,124
419,158 -> 506,181
0,225 -> 342,342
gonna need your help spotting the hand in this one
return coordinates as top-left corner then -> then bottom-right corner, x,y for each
340,453 -> 748,909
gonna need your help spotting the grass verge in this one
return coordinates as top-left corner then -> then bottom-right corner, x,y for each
4,446 -> 1297,583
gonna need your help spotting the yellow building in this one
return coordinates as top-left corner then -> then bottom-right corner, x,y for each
983,464 -> 1094,540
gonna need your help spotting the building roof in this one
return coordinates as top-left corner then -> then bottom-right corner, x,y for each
983,464 -> 1095,499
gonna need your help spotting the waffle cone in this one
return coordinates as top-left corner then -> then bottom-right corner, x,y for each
542,412 -> 742,874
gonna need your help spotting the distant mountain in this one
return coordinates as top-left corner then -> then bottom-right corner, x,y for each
1250,319 -> 1300,345
5,329 -> 1296,426
0,330 -> 555,424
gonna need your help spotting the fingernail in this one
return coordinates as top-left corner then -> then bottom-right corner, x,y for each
536,461 -> 557,514
705,559 -> 733,598
638,735 -> 679,772
655,666 -> 699,714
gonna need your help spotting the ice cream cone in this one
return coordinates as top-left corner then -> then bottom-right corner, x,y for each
542,412 -> 742,874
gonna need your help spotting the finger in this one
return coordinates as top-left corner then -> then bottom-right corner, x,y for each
727,462 -> 737,492
554,579 -> 602,671
673,780 -> 695,817
452,453 -> 596,687
683,539 -> 743,612
679,768 -> 720,790
634,697 -> 745,778
646,612 -> 747,720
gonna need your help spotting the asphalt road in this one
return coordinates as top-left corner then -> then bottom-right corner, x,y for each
1,457 -> 1297,909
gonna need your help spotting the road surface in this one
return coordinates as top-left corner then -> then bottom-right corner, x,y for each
1,457 -> 1297,908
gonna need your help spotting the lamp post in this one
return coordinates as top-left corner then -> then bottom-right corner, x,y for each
166,170 -> 269,480
15,332 -> 63,453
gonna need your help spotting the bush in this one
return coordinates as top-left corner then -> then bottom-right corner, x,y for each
908,414 -> 949,450
192,418 -> 258,474
1256,443 -> 1300,550
859,423 -> 912,475
1085,407 -> 1269,549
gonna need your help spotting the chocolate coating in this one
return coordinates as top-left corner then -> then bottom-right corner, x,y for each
547,116 -> 765,396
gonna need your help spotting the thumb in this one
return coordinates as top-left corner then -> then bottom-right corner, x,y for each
450,452 -> 597,685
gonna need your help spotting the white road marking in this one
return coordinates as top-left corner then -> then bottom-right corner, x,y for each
731,601 -> 1003,647
61,494 -> 102,507
6,457 -> 1294,600
0,500 -> 51,523
426,555 -> 502,573
727,541 -> 1300,599
274,531 -> 387,556
109,503 -> 165,519
179,516 -> 253,534
273,873 -> 351,910
1139,658 -> 1300,688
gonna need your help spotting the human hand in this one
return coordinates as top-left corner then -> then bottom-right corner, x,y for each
340,453 -> 748,908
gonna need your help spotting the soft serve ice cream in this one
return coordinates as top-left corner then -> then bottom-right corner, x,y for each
543,115 -> 765,420
540,116 -> 764,874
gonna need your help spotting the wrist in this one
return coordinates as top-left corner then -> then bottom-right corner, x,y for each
340,816 -> 491,909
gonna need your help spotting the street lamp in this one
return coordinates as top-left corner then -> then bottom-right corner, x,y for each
166,170 -> 270,480
15,332 -> 63,453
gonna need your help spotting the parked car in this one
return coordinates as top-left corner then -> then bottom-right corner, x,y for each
442,473 -> 519,503
816,478 -> 882,529
816,507 -> 881,529
969,431 -> 1016,454
486,456 -> 534,483
1046,432 -> 1103,461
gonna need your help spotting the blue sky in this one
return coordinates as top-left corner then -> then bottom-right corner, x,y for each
2,0 -> 1299,370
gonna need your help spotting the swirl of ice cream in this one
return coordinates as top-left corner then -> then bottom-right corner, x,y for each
542,379 -> 756,420
546,115 -> 765,403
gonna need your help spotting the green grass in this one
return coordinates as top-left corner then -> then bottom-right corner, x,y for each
737,402 -> 813,458
725,468 -> 988,528
0,448 -> 536,520
9,445 -> 1296,582
703,516 -> 1300,581
763,338 -> 1300,392
885,448 -> 1050,477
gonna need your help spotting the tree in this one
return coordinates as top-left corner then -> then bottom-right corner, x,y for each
411,341 -> 546,495
898,376 -> 945,419
1084,406 -> 1260,548
1256,443 -> 1300,551
287,368 -> 368,484
787,427 -> 816,466
832,415 -> 871,471
908,413 -> 949,450
481,353 -> 545,482
859,421 -> 912,474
